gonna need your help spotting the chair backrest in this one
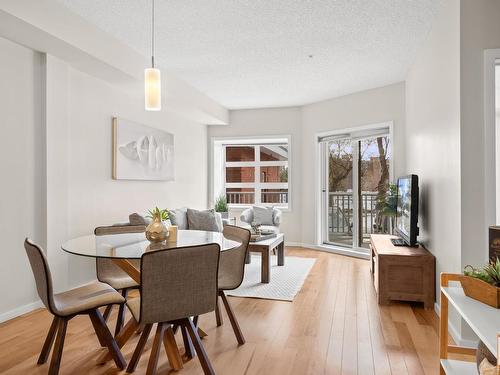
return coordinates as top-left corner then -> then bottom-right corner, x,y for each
94,225 -> 145,236
24,239 -> 55,314
139,244 -> 220,324
94,227 -> 141,282
218,225 -> 251,290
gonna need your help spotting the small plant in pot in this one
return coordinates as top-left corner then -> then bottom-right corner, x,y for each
215,195 -> 229,219
376,183 -> 397,234
145,207 -> 171,243
459,258 -> 500,308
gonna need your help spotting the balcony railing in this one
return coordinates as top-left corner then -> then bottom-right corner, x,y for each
226,191 -> 288,205
329,192 -> 383,235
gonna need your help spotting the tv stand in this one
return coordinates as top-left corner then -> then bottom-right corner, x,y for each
370,234 -> 435,308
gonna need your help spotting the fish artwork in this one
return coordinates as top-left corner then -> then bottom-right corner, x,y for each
113,118 -> 174,180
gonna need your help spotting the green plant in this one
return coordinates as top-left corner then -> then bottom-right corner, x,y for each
214,195 -> 228,213
377,182 -> 398,217
146,207 -> 171,221
279,167 -> 288,183
464,258 -> 500,287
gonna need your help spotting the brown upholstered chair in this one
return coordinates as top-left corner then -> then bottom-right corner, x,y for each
24,238 -> 127,375
214,225 -> 251,345
125,244 -> 220,375
94,226 -> 142,336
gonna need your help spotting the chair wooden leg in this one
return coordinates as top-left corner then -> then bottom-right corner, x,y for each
97,317 -> 139,364
102,304 -> 113,322
88,309 -> 126,370
215,296 -> 223,327
184,318 -> 215,375
38,316 -> 59,364
192,316 -> 207,338
126,323 -> 152,373
146,323 -> 166,375
163,325 -> 183,370
115,289 -> 128,336
89,309 -> 108,348
181,324 -> 196,359
220,291 -> 245,345
48,318 -> 68,375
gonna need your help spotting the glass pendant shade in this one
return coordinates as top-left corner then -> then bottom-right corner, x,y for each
145,68 -> 161,111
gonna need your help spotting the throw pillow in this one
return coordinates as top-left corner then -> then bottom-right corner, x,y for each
253,206 -> 274,225
187,208 -> 222,232
169,208 -> 188,229
129,213 -> 148,225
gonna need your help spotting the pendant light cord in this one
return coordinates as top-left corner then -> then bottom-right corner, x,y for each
151,0 -> 155,68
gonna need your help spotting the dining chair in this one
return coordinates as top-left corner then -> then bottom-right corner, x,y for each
125,243 -> 220,375
215,225 -> 251,345
94,226 -> 142,336
24,238 -> 127,375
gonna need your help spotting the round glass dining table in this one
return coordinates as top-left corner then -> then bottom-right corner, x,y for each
61,230 -> 241,368
61,229 -> 241,259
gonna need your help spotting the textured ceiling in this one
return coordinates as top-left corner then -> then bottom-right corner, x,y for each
57,0 -> 443,109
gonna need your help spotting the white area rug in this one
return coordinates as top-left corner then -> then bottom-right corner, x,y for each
226,255 -> 316,302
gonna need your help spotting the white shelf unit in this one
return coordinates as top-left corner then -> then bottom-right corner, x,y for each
442,286 -> 500,356
439,273 -> 500,375
440,359 -> 477,375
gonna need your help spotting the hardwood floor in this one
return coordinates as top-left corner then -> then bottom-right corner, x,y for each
0,248 -> 445,374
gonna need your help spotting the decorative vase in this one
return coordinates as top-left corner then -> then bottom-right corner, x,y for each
220,211 -> 229,219
458,275 -> 500,308
145,215 -> 169,243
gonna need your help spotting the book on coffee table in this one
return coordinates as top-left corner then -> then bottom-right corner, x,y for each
250,233 -> 277,242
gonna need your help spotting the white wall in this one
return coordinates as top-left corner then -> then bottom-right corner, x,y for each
404,0 -> 477,344
405,0 -> 461,288
208,83 -> 405,246
64,64 -> 209,286
301,83 -> 406,245
208,107 -> 302,243
0,41 -> 210,318
460,0 -> 500,268
0,37 -> 44,319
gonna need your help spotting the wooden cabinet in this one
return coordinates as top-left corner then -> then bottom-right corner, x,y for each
370,234 -> 436,308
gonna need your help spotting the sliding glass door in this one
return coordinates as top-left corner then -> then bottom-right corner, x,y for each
320,127 -> 392,251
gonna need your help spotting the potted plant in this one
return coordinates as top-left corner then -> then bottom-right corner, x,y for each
459,258 -> 500,308
215,195 -> 229,219
145,207 -> 171,243
376,183 -> 397,234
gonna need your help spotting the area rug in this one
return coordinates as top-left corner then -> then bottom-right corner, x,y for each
226,255 -> 316,302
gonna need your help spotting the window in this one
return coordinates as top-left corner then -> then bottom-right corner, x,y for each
212,138 -> 290,208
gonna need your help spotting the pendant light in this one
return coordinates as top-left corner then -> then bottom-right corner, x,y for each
145,0 -> 161,111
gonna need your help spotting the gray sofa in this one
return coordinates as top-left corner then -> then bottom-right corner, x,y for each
169,207 -> 224,232
103,209 -> 224,234
240,206 -> 282,234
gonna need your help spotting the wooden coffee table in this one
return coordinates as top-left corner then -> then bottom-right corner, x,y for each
245,233 -> 285,283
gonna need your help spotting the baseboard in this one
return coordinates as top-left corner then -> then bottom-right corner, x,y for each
284,241 -> 303,247
434,302 -> 478,349
0,280 -> 95,324
0,300 -> 43,323
285,242 -> 370,260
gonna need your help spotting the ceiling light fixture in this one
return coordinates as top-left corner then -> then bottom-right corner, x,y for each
145,0 -> 161,111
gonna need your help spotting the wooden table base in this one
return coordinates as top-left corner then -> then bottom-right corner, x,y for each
245,236 -> 285,283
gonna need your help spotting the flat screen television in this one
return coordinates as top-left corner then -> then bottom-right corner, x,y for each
394,174 -> 419,246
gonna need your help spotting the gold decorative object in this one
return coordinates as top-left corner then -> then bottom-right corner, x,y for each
168,225 -> 178,243
145,209 -> 169,243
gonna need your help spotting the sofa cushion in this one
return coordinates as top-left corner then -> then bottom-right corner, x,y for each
129,212 -> 148,226
169,207 -> 188,229
253,206 -> 274,225
187,208 -> 222,232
